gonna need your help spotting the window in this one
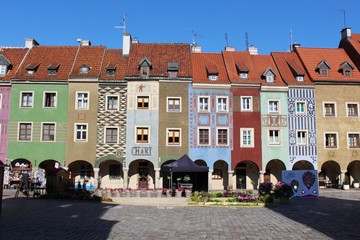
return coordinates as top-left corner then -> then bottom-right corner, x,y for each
296,76 -> 304,81
137,96 -> 149,109
140,66 -> 150,77
80,65 -> 90,74
239,72 -> 248,79
324,103 -> 335,116
21,92 -> 33,107
325,133 -> 337,148
217,128 -> 228,145
106,68 -> 116,76
198,128 -> 210,145
48,69 -> 57,76
0,65 -> 6,75
80,164 -> 92,178
296,101 -> 306,114
105,127 -> 118,144
344,69 -> 352,77
19,123 -> 32,141
241,128 -> 254,148
347,103 -> 358,117
198,96 -> 209,112
268,100 -> 279,113
296,130 -> 307,146
266,75 -> 274,83
42,123 -> 55,141
167,129 -> 181,145
212,169 -> 223,179
241,97 -> 252,111
44,92 -> 56,108
320,68 -> 328,76
76,92 -> 89,110
136,127 -> 149,143
106,95 -> 119,111
167,97 -> 181,112
348,133 -> 360,148
109,164 -> 121,179
75,124 -> 87,141
217,97 -> 228,112
208,75 -> 218,81
269,129 -> 280,145
168,71 -> 178,78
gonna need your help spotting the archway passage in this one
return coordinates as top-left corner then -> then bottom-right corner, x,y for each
39,159 -> 67,194
235,161 -> 259,190
212,160 -> 228,190
128,159 -> 154,189
347,160 -> 360,185
265,159 -> 286,184
99,160 -> 123,189
320,160 -> 341,187
293,160 -> 314,170
68,160 -> 95,190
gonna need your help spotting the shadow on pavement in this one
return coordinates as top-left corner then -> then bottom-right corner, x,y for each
0,196 -> 118,240
269,193 -> 360,240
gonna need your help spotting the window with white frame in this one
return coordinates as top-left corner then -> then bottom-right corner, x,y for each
266,75 -> 274,83
296,130 -> 307,146
241,96 -> 252,111
136,127 -> 149,143
217,128 -> 228,145
0,65 -> 6,76
241,128 -> 254,148
198,128 -> 210,145
19,123 -> 32,141
76,92 -> 89,110
347,103 -> 358,117
105,127 -> 118,144
75,124 -> 87,141
167,97 -> 181,112
42,123 -> 55,141
106,95 -> 119,111
268,100 -> 279,113
325,133 -> 337,148
348,133 -> 360,148
21,92 -> 33,107
239,72 -> 248,79
198,96 -> 210,112
324,103 -> 335,116
216,97 -> 228,112
296,101 -> 306,114
208,75 -> 218,81
44,92 -> 56,108
269,129 -> 280,145
167,128 -> 181,145
137,96 -> 149,109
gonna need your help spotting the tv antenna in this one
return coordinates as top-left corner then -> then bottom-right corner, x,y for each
225,33 -> 229,47
340,9 -> 347,28
115,13 -> 127,34
290,29 -> 293,52
191,30 -> 201,46
245,32 -> 249,50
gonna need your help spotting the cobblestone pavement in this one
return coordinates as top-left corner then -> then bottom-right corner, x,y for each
1,188 -> 359,240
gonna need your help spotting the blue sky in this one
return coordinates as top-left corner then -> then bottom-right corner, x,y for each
2,0 -> 360,54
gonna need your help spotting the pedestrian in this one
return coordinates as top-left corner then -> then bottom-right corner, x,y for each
21,171 -> 30,196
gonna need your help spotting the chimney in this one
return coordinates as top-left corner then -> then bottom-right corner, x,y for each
25,38 -> 39,49
123,33 -> 132,56
247,45 -> 258,55
292,43 -> 300,51
225,46 -> 235,51
341,28 -> 352,39
132,37 -> 139,44
80,40 -> 91,46
191,44 -> 202,53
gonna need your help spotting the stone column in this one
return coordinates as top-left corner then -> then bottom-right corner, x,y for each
93,167 -> 99,188
123,168 -> 128,189
259,170 -> 265,184
228,170 -> 234,190
340,170 -> 347,186
155,168 -> 160,189
208,169 -> 213,192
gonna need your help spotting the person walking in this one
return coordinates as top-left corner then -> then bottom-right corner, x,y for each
21,171 -> 30,197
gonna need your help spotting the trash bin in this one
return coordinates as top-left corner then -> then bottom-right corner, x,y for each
0,162 -> 4,215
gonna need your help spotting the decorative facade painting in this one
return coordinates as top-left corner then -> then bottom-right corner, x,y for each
282,170 -> 319,199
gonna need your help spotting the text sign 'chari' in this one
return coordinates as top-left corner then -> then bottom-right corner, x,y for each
131,147 -> 152,156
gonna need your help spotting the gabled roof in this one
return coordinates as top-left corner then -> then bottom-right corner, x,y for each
271,52 -> 312,85
99,49 -> 128,80
191,52 -> 230,84
295,47 -> 360,82
126,43 -> 192,78
13,46 -> 78,81
251,54 -> 285,86
0,54 -> 11,66
0,48 -> 28,81
339,33 -> 360,71
339,61 -> 354,70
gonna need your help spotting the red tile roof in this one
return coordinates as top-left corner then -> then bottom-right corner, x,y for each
295,47 -> 360,82
191,52 -> 230,84
69,46 -> 106,79
12,46 -> 78,81
250,54 -> 286,86
99,49 -> 128,80
271,52 -> 313,85
0,48 -> 28,81
126,43 -> 192,78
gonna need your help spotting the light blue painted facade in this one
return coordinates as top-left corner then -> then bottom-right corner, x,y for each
260,88 -> 290,170
188,85 -> 233,169
287,87 -> 318,169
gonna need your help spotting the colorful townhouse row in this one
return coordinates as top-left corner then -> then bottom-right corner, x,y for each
1,28 -> 360,192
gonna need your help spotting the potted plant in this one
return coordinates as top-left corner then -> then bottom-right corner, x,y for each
274,182 -> 294,203
176,187 -> 184,197
353,178 -> 359,188
343,178 -> 350,190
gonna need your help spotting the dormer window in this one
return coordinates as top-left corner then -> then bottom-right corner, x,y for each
0,54 -> 11,76
168,62 -> 178,78
80,64 -> 90,74
206,65 -> 218,81
316,60 -> 330,77
26,64 -> 39,76
236,62 -> 249,80
286,60 -> 306,82
262,67 -> 276,83
48,64 -> 59,76
239,72 -> 248,79
339,61 -> 354,77
296,75 -> 304,81
138,57 -> 152,77
106,64 -> 117,77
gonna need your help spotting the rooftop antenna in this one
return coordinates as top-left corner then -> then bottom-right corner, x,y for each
245,32 -> 249,50
340,9 -> 347,28
191,30 -> 200,46
290,29 -> 293,52
115,13 -> 127,34
225,33 -> 229,47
